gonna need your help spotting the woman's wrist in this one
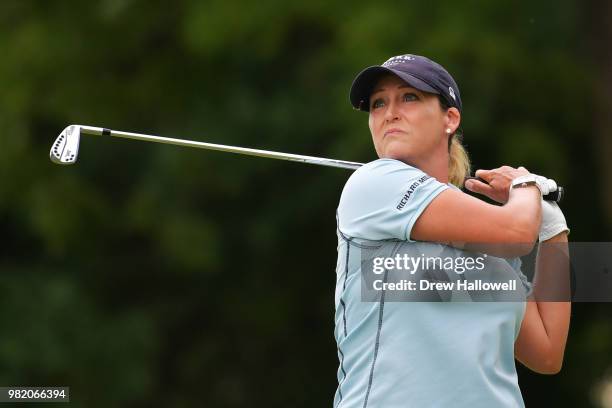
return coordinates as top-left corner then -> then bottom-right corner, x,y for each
508,182 -> 541,201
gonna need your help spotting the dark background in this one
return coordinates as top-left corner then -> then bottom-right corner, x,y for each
1,1 -> 611,406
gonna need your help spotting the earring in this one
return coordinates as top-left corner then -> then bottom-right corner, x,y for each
445,128 -> 452,134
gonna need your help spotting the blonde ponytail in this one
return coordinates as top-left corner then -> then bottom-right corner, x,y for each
448,135 -> 470,187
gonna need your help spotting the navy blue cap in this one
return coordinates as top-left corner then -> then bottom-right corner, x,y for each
350,54 -> 462,112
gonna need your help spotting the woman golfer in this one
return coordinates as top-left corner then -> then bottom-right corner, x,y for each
334,54 -> 570,407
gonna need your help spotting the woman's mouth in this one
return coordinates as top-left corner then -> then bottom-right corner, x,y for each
384,128 -> 405,137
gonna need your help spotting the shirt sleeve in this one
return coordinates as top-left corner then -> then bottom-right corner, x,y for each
506,257 -> 533,297
337,158 -> 449,241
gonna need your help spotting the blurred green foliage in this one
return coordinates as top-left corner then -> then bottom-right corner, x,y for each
1,0 -> 610,407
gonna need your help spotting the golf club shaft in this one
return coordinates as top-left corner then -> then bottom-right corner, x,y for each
75,125 -> 563,202
78,125 -> 362,171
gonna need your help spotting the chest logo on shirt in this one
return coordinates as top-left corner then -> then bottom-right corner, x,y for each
396,175 -> 431,210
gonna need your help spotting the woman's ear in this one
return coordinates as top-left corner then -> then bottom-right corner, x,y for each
445,107 -> 461,134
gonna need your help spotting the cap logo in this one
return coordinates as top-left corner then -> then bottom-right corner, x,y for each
448,86 -> 456,101
382,55 -> 415,67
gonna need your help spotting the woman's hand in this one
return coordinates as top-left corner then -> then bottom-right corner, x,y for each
464,166 -> 531,203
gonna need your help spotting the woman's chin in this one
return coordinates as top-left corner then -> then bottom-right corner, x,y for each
380,140 -> 414,160
381,149 -> 412,163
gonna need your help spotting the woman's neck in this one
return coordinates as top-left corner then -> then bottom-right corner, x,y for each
399,151 -> 450,184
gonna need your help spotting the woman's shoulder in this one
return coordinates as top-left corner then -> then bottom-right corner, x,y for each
345,158 -> 427,191
338,159 -> 449,241
354,158 -> 420,174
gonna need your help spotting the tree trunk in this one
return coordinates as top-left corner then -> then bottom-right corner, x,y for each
589,0 -> 612,232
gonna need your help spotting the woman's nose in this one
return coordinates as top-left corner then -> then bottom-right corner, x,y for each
384,102 -> 400,122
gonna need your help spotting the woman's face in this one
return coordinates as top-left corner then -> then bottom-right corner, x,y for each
368,75 -> 458,167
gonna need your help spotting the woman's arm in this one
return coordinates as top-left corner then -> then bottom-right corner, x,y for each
413,164 -> 570,373
514,232 -> 571,374
412,166 -> 541,250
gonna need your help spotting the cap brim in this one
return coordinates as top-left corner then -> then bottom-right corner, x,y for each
349,66 -> 439,111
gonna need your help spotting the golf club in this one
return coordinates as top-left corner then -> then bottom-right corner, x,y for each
50,125 -> 363,170
50,124 -> 563,202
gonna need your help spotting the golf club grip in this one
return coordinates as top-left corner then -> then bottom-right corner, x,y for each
464,177 -> 564,203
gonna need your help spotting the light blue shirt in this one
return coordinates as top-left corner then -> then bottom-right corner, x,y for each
334,159 -> 530,408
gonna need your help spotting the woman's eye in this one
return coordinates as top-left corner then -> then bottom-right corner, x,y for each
403,93 -> 418,102
371,98 -> 385,110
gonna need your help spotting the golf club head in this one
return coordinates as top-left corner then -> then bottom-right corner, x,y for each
50,125 -> 81,164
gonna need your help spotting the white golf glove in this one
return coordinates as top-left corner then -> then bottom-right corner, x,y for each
540,199 -> 570,242
533,175 -> 557,196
